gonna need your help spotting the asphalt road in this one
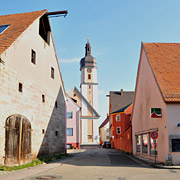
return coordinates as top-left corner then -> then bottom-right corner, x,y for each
1,147 -> 180,180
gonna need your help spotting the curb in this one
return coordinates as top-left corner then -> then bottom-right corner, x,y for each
126,154 -> 180,169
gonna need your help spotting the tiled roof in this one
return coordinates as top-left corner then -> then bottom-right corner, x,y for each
110,91 -> 134,113
0,10 -> 47,55
143,43 -> 180,102
111,103 -> 132,114
99,116 -> 109,128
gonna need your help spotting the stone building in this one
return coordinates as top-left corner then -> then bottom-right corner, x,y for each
69,40 -> 100,144
0,10 -> 66,165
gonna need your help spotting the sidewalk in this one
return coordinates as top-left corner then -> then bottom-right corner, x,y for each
0,149 -> 84,180
126,153 -> 180,169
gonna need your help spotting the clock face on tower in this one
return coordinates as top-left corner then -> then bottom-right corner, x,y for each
87,68 -> 92,73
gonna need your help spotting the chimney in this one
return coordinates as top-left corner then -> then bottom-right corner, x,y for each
121,89 -> 123,96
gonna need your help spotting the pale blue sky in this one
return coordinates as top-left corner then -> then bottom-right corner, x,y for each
1,0 -> 180,125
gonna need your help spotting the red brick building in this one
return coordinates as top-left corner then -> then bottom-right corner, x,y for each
111,104 -> 133,153
108,90 -> 134,153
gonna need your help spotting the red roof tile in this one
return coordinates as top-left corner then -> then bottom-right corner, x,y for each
143,43 -> 180,102
0,10 -> 47,54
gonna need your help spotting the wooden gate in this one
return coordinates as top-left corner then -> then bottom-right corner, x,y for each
5,115 -> 31,165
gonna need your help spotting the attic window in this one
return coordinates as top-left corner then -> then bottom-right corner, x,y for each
51,67 -> 54,79
0,24 -> 10,35
39,15 -> 51,44
31,49 -> 36,64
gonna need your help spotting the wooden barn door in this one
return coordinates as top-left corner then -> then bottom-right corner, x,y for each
5,115 -> 31,165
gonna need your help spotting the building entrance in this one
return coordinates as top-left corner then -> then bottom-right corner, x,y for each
5,115 -> 31,165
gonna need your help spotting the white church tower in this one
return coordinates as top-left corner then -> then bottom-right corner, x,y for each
80,39 -> 99,143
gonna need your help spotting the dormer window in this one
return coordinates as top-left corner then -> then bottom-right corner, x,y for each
0,24 -> 10,35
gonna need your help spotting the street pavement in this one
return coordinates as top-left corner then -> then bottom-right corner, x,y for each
1,147 -> 180,180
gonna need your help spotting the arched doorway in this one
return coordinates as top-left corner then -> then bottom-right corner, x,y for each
5,115 -> 31,165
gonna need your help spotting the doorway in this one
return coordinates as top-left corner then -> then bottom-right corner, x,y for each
5,115 -> 31,165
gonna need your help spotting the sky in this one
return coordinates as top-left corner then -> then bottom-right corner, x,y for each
1,0 -> 180,126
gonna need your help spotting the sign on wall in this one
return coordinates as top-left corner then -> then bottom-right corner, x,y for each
151,108 -> 161,118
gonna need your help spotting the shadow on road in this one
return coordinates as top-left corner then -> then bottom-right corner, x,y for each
52,147 -> 145,168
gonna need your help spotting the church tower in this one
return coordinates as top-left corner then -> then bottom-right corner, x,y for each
80,39 -> 99,143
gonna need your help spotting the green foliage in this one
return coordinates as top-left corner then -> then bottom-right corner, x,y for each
0,153 -> 70,171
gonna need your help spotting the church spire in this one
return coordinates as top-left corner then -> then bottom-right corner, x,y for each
85,37 -> 91,56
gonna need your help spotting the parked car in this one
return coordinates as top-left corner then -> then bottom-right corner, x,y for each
103,141 -> 111,148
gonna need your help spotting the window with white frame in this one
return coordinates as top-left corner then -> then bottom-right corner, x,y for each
116,115 -> 120,121
67,112 -> 73,119
117,127 -> 121,134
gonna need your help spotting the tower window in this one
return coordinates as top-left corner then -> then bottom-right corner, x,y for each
31,49 -> 36,64
42,94 -> 45,103
51,67 -> 54,79
88,74 -> 91,80
89,85 -> 91,89
18,83 -> 23,92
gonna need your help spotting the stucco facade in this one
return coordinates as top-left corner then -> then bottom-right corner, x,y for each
132,43 -> 180,165
66,96 -> 80,149
0,10 -> 66,165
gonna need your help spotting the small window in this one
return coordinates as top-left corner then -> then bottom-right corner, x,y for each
73,93 -> 76,97
0,24 -> 10,35
116,115 -> 120,121
42,94 -> 45,103
55,131 -> 58,136
89,85 -> 91,89
19,83 -> 23,92
51,67 -> 54,79
151,108 -> 161,118
42,129 -> 45,134
67,128 -> 73,136
55,101 -> 58,108
67,112 -> 73,119
88,74 -> 91,80
31,49 -> 36,64
117,127 -> 121,135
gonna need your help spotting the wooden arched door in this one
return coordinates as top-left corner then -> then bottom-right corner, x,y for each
5,115 -> 31,165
